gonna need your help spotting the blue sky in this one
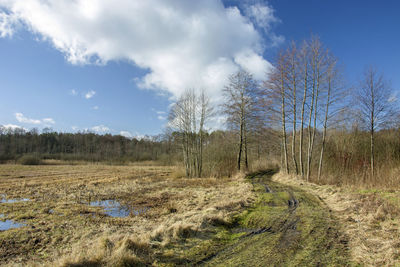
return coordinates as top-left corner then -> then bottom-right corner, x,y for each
0,0 -> 399,137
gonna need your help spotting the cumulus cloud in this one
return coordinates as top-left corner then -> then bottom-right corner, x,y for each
70,89 -> 78,96
0,0 -> 281,100
85,90 -> 96,99
242,1 -> 284,47
91,125 -> 110,133
15,112 -> 55,125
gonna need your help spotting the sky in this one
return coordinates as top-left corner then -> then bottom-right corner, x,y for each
0,0 -> 399,137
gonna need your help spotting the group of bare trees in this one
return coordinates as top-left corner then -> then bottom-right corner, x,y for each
168,89 -> 212,177
265,37 -> 345,181
168,35 -> 397,181
267,37 -> 397,181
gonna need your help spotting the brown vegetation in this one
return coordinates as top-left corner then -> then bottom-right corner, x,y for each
274,172 -> 400,266
0,164 -> 254,266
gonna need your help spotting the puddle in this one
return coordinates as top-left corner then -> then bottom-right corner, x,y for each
89,200 -> 149,218
0,194 -> 30,203
0,215 -> 26,231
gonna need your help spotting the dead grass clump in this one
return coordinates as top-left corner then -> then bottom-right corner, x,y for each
202,213 -> 232,227
170,166 -> 186,179
214,199 -> 245,211
172,222 -> 197,239
107,253 -> 145,267
58,236 -> 151,267
116,237 -> 151,258
151,222 -> 198,244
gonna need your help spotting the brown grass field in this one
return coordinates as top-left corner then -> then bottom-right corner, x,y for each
0,164 -> 254,266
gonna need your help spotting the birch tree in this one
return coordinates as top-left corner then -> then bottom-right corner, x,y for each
357,66 -> 396,179
223,70 -> 259,171
317,56 -> 347,181
298,40 -> 310,178
169,89 -> 212,177
264,52 -> 290,173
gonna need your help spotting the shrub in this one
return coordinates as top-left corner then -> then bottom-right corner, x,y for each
19,155 -> 42,165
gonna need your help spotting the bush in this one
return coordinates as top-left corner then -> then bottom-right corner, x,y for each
19,155 -> 42,165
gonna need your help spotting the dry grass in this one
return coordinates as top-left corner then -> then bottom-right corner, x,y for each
0,164 -> 254,266
273,172 -> 400,266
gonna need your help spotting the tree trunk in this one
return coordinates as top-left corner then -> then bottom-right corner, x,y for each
299,63 -> 308,178
371,126 -> 374,179
318,77 -> 331,181
238,118 -> 243,171
244,120 -> 249,170
291,65 -> 299,175
306,69 -> 316,182
281,76 -> 289,174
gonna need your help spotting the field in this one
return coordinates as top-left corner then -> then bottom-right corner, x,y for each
1,164 -> 398,266
0,164 -> 253,266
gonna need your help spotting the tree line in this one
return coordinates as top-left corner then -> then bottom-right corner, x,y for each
0,128 -> 173,163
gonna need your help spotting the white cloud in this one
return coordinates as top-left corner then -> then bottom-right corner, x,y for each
42,118 -> 55,124
71,126 -> 78,131
243,1 -> 284,47
91,125 -> 110,133
15,112 -> 55,125
244,2 -> 278,31
0,11 -> 17,37
119,131 -> 132,138
85,90 -> 96,99
0,0 -> 280,100
70,89 -> 78,96
92,105 -> 99,110
0,124 -> 25,131
15,112 -> 41,124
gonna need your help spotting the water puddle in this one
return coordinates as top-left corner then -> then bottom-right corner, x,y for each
0,194 -> 30,203
0,215 -> 26,231
89,200 -> 149,218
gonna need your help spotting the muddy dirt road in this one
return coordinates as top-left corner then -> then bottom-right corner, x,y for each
177,170 -> 352,266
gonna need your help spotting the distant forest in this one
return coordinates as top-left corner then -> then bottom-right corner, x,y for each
0,127 -> 172,163
0,125 -> 277,176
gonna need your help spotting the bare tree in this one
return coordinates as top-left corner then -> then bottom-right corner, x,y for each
298,40 -> 309,178
357,66 -> 396,179
286,42 -> 299,175
317,56 -> 347,181
264,52 -> 290,173
223,70 -> 259,171
169,89 -> 212,177
306,37 -> 328,181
